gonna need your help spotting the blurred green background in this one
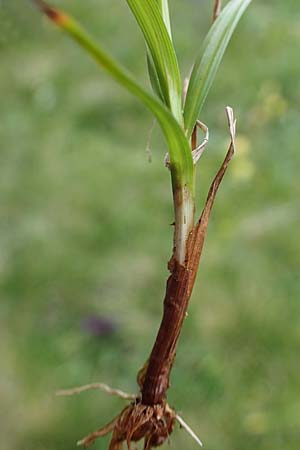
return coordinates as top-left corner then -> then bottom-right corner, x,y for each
1,1 -> 300,449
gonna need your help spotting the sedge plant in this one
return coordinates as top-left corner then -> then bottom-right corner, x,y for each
34,0 -> 252,449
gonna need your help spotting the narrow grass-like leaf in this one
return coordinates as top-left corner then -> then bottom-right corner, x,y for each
125,0 -> 182,124
156,0 -> 172,40
34,0 -> 193,192
147,52 -> 164,100
184,0 -> 252,138
147,0 -> 172,99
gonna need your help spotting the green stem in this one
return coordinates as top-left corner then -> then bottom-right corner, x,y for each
172,181 -> 195,265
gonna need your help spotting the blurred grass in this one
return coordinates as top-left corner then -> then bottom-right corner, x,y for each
0,1 -> 300,449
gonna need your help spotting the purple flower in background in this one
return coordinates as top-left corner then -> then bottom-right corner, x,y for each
81,315 -> 117,338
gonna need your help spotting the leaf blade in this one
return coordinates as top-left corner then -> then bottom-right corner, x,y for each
147,51 -> 165,101
147,0 -> 172,99
184,0 -> 252,138
34,0 -> 193,191
126,0 -> 182,124
156,0 -> 172,40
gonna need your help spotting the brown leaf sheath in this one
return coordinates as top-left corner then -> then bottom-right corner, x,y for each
142,111 -> 235,406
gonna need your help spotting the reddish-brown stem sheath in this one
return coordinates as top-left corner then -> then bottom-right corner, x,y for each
141,256 -> 193,405
142,114 -> 235,405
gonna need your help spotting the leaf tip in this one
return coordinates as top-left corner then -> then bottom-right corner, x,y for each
34,0 -> 67,26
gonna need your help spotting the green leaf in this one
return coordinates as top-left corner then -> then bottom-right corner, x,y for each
184,0 -> 252,138
146,1 -> 172,100
125,0 -> 182,124
34,1 -> 193,192
147,52 -> 164,101
156,0 -> 172,40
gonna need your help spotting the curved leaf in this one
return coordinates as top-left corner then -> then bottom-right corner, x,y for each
184,0 -> 252,138
34,0 -> 193,192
